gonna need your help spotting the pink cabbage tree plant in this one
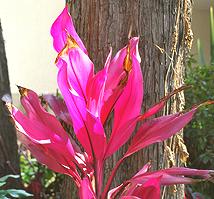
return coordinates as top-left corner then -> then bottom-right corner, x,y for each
5,6 -> 214,199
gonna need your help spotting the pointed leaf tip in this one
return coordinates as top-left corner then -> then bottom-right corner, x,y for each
201,100 -> 214,106
139,85 -> 193,121
51,5 -> 88,54
16,85 -> 28,97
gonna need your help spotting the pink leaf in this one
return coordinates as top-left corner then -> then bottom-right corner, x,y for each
7,88 -> 88,182
17,129 -> 82,185
104,86 -> 188,158
79,177 -> 96,199
107,163 -> 152,197
105,38 -> 143,158
16,86 -> 72,144
17,87 -> 75,151
125,106 -> 200,158
57,62 -> 92,156
8,103 -> 81,184
43,94 -> 72,125
101,38 -> 141,124
66,48 -> 94,101
100,85 -> 124,125
120,197 -> 141,199
133,162 -> 152,178
17,131 -> 71,175
131,177 -> 161,199
57,62 -> 107,160
108,184 -> 124,199
85,111 -> 107,159
51,6 -> 87,54
54,30 -> 101,159
87,49 -> 112,118
140,85 -> 190,120
129,167 -> 214,185
42,94 -> 85,155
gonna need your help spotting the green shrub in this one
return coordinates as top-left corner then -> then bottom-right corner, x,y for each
185,60 -> 214,199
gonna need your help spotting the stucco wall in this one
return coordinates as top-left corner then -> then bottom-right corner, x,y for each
0,0 -> 64,97
192,4 -> 211,63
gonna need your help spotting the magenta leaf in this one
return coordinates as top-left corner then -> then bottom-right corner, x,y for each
101,38 -> 141,125
104,85 -> 188,159
129,177 -> 161,198
6,89 -> 82,184
43,94 -> 72,125
129,167 -> 214,185
104,38 -> 143,158
133,162 -> 152,178
87,49 -> 112,118
85,111 -> 107,160
57,63 -> 90,152
17,87 -> 75,153
140,85 -> 190,120
125,105 -> 201,158
66,48 -> 94,101
120,197 -> 141,199
57,62 -> 88,143
79,177 -> 96,199
57,60 -> 107,161
51,6 -> 87,54
17,130 -> 72,175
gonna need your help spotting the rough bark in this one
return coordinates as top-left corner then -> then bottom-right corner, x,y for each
63,0 -> 193,198
0,21 -> 21,188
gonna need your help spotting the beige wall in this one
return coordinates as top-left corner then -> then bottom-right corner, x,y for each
191,4 -> 211,63
0,0 -> 64,96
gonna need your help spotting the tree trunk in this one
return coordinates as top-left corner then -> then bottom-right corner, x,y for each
63,0 -> 193,198
0,21 -> 21,188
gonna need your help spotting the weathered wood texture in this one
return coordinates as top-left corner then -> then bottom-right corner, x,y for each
0,21 -> 21,188
64,0 -> 192,198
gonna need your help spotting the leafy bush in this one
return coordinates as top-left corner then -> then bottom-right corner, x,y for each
20,144 -> 63,197
185,63 -> 214,198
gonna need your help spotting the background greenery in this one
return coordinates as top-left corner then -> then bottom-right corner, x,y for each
185,62 -> 214,199
184,6 -> 214,199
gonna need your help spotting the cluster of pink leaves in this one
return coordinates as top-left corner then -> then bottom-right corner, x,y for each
7,6 -> 214,199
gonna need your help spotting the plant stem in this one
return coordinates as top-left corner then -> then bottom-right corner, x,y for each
95,160 -> 103,198
101,157 -> 125,199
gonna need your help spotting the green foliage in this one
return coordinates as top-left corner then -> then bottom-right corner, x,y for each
185,64 -> 214,168
20,154 -> 38,185
185,61 -> 214,198
0,175 -> 33,198
20,150 -> 64,197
